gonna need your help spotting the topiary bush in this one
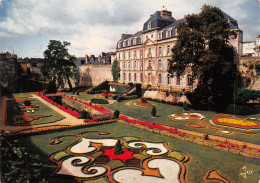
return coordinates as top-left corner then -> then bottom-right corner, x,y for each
114,110 -> 120,118
81,110 -> 90,119
91,98 -> 109,104
151,106 -> 156,117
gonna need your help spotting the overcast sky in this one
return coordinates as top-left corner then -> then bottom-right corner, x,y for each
0,0 -> 259,58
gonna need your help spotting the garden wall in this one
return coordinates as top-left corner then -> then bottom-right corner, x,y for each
143,90 -> 180,102
79,65 -> 112,87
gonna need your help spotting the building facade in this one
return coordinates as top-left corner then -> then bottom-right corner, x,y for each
115,8 -> 242,92
242,35 -> 260,57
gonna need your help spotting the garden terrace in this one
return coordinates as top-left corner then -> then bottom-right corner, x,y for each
1,122 -> 258,182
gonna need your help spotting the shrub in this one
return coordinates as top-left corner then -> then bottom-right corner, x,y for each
90,80 -> 109,93
235,89 -> 260,105
24,100 -> 31,106
91,98 -> 109,104
136,83 -> 142,98
151,106 -> 156,117
114,110 -> 120,118
81,110 -> 90,119
45,80 -> 57,93
226,104 -> 259,115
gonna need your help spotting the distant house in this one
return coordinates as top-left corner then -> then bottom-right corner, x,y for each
242,35 -> 260,57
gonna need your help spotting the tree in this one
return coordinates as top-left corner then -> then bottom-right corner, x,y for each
114,140 -> 123,155
111,60 -> 121,81
168,5 -> 241,111
41,40 -> 79,91
151,106 -> 156,117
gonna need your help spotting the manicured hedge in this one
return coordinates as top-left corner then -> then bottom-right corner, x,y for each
91,98 -> 109,104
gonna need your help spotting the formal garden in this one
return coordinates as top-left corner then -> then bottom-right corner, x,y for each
1,84 -> 260,182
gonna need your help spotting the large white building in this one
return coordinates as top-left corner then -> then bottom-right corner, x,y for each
114,7 -> 243,92
242,35 -> 260,57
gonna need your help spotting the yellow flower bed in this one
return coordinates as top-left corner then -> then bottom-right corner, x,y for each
217,118 -> 257,126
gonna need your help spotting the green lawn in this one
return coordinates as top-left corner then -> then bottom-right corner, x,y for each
28,98 -> 65,125
16,122 -> 259,183
99,99 -> 260,144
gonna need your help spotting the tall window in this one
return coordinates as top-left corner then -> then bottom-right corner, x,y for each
129,61 -> 131,70
124,62 -> 126,69
148,48 -> 151,57
140,73 -> 143,82
134,61 -> 137,70
187,75 -> 193,86
158,74 -> 162,84
140,50 -> 143,58
158,47 -> 162,56
167,76 -> 171,84
140,61 -> 143,70
123,52 -> 125,59
158,60 -> 162,69
134,73 -> 137,82
176,75 -> 181,86
134,51 -> 137,59
129,73 -> 131,81
118,53 -> 120,60
148,60 -> 152,68
148,73 -> 151,84
123,73 -> 126,81
167,46 -> 171,55
129,52 -> 131,59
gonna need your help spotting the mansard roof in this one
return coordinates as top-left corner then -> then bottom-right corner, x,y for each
143,11 -> 176,31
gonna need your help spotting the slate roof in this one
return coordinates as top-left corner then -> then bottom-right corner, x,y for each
143,11 -> 175,31
117,8 -> 240,48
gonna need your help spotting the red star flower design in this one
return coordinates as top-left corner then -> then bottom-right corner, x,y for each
103,148 -> 134,162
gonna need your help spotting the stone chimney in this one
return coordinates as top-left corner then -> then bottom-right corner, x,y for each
160,10 -> 173,20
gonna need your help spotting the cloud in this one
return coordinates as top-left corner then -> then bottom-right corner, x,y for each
0,0 -> 259,57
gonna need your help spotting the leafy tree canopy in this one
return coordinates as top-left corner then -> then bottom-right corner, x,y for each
41,40 -> 79,91
111,60 -> 121,81
168,5 -> 241,111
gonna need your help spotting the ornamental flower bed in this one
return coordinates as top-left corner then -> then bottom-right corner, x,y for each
119,115 -> 186,136
39,93 -> 81,118
101,93 -> 112,97
136,101 -> 153,106
212,118 -> 260,129
170,113 -> 205,120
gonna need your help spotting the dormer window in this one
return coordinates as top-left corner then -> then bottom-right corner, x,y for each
123,41 -> 126,47
128,39 -> 131,46
133,38 -> 136,45
158,32 -> 162,39
148,22 -> 152,29
166,30 -> 171,38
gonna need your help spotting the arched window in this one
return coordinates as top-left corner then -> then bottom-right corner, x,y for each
134,61 -> 137,70
187,75 -> 193,86
148,73 -> 151,84
140,61 -> 143,70
140,73 -> 143,82
123,62 -> 126,69
148,60 -> 152,68
158,74 -> 162,84
134,73 -> 137,82
129,61 -> 131,70
176,75 -> 181,86
123,73 -> 126,81
129,73 -> 131,81
129,52 -> 131,59
134,51 -> 137,59
140,50 -> 143,58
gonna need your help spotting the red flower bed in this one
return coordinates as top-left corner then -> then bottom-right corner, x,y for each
218,144 -> 226,148
101,93 -> 112,97
39,92 -> 81,118
136,101 -> 153,106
